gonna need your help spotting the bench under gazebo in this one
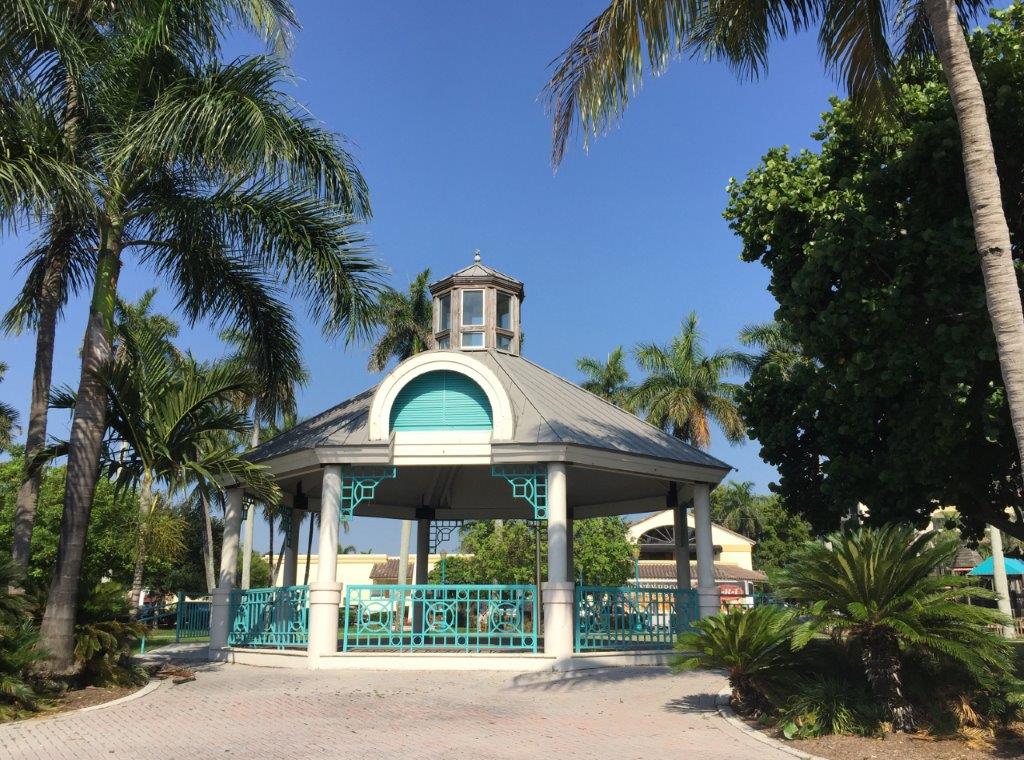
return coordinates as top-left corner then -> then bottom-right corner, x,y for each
208,254 -> 732,669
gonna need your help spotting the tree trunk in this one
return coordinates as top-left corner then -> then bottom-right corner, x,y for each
862,631 -> 914,732
303,512 -> 315,585
200,494 -> 216,594
129,472 -> 155,620
38,237 -> 121,675
10,252 -> 63,570
924,0 -> 1024,482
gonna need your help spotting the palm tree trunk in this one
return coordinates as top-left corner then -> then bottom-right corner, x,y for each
38,234 -> 122,675
10,252 -> 62,570
303,513 -> 315,585
862,631 -> 914,732
924,0 -> 1024,477
200,494 -> 216,594
129,472 -> 155,620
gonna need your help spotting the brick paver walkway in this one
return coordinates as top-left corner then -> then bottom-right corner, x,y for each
0,662 -> 789,759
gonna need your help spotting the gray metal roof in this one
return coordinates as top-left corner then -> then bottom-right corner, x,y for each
247,350 -> 731,472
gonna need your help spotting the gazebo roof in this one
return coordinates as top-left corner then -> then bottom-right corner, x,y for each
248,350 -> 731,476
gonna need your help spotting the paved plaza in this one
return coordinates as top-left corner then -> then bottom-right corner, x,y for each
0,662 -> 790,759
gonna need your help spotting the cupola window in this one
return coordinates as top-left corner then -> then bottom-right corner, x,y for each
497,292 -> 512,330
438,293 -> 451,332
462,290 -> 484,326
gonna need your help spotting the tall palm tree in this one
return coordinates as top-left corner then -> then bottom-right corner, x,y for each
776,525 -> 1013,732
0,362 -> 19,452
543,0 -> 1024,500
736,321 -> 805,378
1,7 -> 383,674
710,480 -> 764,535
576,346 -> 632,406
366,269 -> 433,586
367,269 -> 433,372
629,312 -> 745,449
0,0 -> 299,575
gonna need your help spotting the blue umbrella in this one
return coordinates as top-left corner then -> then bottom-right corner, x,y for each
968,556 -> 1024,576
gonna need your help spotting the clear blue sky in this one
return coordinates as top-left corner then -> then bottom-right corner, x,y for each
0,1 -> 839,554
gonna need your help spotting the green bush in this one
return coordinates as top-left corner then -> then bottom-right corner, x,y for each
73,582 -> 147,688
673,605 -> 799,716
779,677 -> 881,739
0,554 -> 48,721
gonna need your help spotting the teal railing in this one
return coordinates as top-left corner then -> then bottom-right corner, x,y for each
574,585 -> 698,651
175,591 -> 211,641
343,584 -> 538,652
228,585 -> 309,650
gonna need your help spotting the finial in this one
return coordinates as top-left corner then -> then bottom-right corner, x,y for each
473,249 -> 481,263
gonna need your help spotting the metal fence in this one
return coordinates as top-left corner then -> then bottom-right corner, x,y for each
342,584 -> 538,652
228,585 -> 309,650
574,585 -> 698,651
175,591 -> 211,641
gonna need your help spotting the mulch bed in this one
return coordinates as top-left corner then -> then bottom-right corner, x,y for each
787,727 -> 1024,759
44,684 -> 141,715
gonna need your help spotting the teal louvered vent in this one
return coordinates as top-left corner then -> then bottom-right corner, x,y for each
390,371 -> 493,431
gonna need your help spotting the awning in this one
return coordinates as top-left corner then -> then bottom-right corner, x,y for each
968,556 -> 1024,576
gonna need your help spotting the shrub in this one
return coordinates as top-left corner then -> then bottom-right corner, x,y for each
73,582 -> 147,687
673,605 -> 799,716
774,524 -> 1014,732
0,554 -> 48,721
779,677 -> 881,739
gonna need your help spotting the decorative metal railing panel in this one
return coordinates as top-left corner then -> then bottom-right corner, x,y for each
574,585 -> 698,651
228,585 -> 309,650
175,591 -> 211,641
339,466 -> 397,521
342,584 -> 538,652
491,464 -> 548,519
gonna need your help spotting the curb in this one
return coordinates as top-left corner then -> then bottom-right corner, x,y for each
715,688 -> 830,760
77,678 -> 164,713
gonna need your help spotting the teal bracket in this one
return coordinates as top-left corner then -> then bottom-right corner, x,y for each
491,464 -> 548,520
340,466 -> 398,521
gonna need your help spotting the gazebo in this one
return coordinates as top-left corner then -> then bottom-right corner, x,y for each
208,254 -> 733,669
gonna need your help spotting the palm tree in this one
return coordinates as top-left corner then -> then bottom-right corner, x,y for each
0,0 -> 299,576
736,322 -> 805,378
366,269 -> 433,582
0,362 -> 19,452
710,480 -> 764,535
544,0 -> 1024,506
0,6 -> 383,673
629,312 -> 745,448
775,524 -> 1013,732
367,269 -> 433,372
576,346 -> 632,406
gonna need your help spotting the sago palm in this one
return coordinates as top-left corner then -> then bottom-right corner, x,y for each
0,5 -> 383,673
774,524 -> 1013,732
0,0 -> 301,576
674,605 -> 800,715
629,311 -> 745,448
368,269 -> 433,372
544,0 -> 1024,509
577,346 -> 633,406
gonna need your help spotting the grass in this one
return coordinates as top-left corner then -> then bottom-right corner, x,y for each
134,628 -> 208,654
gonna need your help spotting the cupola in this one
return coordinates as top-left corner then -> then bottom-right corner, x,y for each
428,251 -> 524,355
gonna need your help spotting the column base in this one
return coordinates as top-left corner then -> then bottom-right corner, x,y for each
542,581 -> 574,661
308,582 -> 342,658
697,586 -> 721,619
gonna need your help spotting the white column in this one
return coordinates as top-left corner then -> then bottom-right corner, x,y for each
308,465 -> 342,661
209,487 -> 244,658
693,482 -> 720,618
565,508 -> 575,583
283,509 -> 302,587
989,524 -> 1016,639
412,517 -> 431,632
543,462 -> 573,665
671,483 -> 693,631
240,502 -> 254,589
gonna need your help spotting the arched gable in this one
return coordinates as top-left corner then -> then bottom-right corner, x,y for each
389,371 -> 493,431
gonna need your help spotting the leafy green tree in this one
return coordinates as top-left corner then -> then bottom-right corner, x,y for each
576,346 -> 632,406
544,0 -> 1024,512
748,496 -> 813,576
572,517 -> 635,585
630,312 -> 745,448
775,525 -> 1013,732
0,2 -> 383,672
368,269 -> 433,372
710,481 -> 764,535
0,362 -> 17,452
728,9 -> 1024,540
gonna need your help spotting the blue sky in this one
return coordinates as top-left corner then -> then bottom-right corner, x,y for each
0,1 -> 839,554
